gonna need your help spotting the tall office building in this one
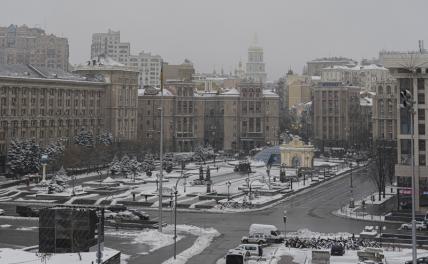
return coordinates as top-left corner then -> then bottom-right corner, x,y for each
127,51 -> 162,88
0,24 -> 69,71
384,51 -> 428,210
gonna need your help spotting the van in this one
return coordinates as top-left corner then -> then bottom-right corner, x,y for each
249,224 -> 284,243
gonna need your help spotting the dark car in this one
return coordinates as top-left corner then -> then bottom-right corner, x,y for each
107,204 -> 127,212
405,257 -> 428,264
330,244 -> 345,256
16,205 -> 40,217
128,209 -> 149,220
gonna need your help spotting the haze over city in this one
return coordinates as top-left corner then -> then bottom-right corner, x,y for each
2,1 -> 428,264
1,0 -> 427,79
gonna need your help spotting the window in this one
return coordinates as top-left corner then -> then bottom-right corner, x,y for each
401,139 -> 411,165
418,93 -> 425,104
419,109 -> 425,121
420,154 -> 426,166
420,140 -> 426,151
418,79 -> 425,90
419,124 -> 426,135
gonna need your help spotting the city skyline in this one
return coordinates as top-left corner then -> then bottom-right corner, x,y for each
1,0 -> 427,80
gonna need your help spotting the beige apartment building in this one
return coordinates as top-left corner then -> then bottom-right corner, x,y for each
137,82 -> 279,153
0,25 -> 69,71
313,82 -> 362,148
0,64 -> 106,172
384,52 -> 428,210
74,57 -> 139,141
286,72 -> 312,108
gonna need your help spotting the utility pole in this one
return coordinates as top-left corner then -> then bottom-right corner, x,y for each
158,64 -> 164,232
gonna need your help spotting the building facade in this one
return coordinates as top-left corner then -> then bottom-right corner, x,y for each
384,52 -> 428,210
91,30 -> 162,88
137,82 -> 279,153
313,82 -> 362,149
91,29 -> 130,63
162,60 -> 195,83
372,80 -> 398,141
0,24 -> 69,71
0,64 -> 107,172
286,72 -> 312,108
126,51 -> 162,88
74,58 -> 139,142
306,57 -> 356,76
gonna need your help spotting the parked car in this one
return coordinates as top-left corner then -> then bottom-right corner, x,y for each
231,244 -> 263,257
225,250 -> 248,264
405,257 -> 428,264
114,211 -> 140,221
330,244 -> 345,256
107,204 -> 127,212
128,208 -> 149,220
241,233 -> 267,245
401,221 -> 426,231
103,209 -> 117,219
249,224 -> 284,243
0,208 -> 4,215
16,205 -> 39,217
360,226 -> 378,239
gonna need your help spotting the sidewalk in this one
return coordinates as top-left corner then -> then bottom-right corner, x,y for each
333,187 -> 396,222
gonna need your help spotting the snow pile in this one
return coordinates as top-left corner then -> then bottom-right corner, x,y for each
287,228 -> 352,239
105,228 -> 183,255
162,225 -> 220,264
0,224 -> 11,228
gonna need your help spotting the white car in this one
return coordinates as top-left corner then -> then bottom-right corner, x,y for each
103,209 -> 117,219
114,211 -> 140,221
401,221 -> 426,231
241,233 -> 267,245
231,244 -> 262,257
0,208 -> 4,215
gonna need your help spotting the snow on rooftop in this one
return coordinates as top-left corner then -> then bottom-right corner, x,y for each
311,76 -> 321,81
97,56 -> 125,67
138,88 -> 174,96
322,64 -> 387,71
221,88 -> 239,96
262,90 -> 279,98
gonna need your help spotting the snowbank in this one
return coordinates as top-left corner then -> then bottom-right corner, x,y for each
162,225 -> 220,264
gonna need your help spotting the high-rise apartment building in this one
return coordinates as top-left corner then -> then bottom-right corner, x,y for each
384,52 -> 428,210
91,30 -> 162,88
91,29 -> 130,63
127,51 -> 162,88
0,24 -> 69,71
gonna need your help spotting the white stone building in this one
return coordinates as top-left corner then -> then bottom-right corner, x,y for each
245,38 -> 267,83
91,29 -> 130,63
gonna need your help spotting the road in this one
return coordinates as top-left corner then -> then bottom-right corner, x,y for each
0,167 -> 403,264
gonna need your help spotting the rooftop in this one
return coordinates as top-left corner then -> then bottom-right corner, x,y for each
0,64 -> 104,83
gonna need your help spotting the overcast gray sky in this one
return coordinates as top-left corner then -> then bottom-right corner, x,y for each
1,0 -> 427,80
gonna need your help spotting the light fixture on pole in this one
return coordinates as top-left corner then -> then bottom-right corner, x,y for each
158,64 -> 165,232
283,210 -> 287,239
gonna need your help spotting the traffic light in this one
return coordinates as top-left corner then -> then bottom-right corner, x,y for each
400,89 -> 413,110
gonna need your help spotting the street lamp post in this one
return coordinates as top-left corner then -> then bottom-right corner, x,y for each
401,86 -> 416,264
283,210 -> 287,239
41,154 -> 48,184
226,181 -> 231,200
350,162 -> 354,208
